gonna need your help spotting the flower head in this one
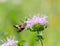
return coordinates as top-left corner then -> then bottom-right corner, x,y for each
1,38 -> 18,46
25,15 -> 48,28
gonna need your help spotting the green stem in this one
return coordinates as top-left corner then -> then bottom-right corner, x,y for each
37,31 -> 43,46
40,39 -> 43,46
37,31 -> 39,34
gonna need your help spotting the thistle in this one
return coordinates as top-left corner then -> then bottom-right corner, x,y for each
1,38 -> 18,46
25,15 -> 48,46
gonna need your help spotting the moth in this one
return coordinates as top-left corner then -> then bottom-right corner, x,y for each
13,23 -> 26,32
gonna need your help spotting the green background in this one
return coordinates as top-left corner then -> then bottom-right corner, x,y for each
0,0 -> 60,46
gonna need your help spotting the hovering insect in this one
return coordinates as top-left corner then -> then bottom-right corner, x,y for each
13,23 -> 26,32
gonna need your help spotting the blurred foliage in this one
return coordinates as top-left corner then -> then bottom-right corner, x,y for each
0,0 -> 60,46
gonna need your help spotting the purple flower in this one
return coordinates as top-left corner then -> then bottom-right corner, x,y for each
25,15 -> 48,28
1,38 -> 18,46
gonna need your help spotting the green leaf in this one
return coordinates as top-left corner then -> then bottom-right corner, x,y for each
37,35 -> 44,40
35,35 -> 44,42
18,40 -> 26,46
